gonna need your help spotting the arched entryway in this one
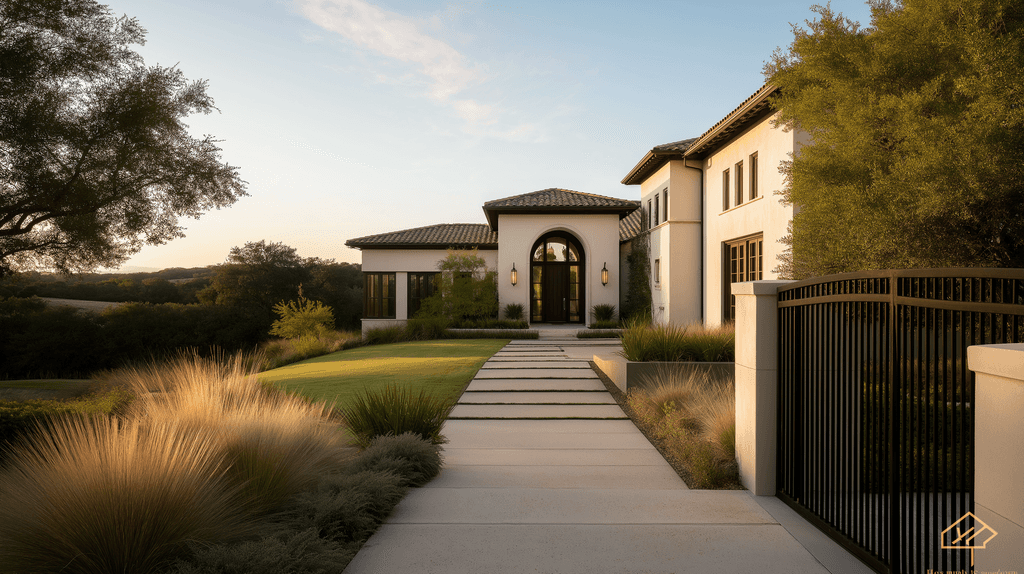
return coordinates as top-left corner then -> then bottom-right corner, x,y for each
530,232 -> 585,323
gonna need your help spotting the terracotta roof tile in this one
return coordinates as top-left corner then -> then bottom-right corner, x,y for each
483,188 -> 638,210
346,223 -> 497,249
619,208 -> 643,242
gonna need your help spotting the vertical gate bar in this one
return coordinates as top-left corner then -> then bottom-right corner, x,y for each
921,300 -> 929,572
841,299 -> 849,538
889,272 -> 900,573
927,304 -> 935,572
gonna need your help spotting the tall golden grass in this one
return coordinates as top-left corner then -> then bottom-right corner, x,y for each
626,368 -> 738,488
619,320 -> 735,362
0,350 -> 355,574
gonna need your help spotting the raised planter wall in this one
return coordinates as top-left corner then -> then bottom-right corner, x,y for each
592,354 -> 733,393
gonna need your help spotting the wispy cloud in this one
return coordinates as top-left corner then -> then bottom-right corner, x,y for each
296,0 -> 480,101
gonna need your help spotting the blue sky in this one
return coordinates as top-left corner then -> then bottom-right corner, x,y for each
105,0 -> 873,271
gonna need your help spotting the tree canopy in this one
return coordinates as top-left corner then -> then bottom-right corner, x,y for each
766,0 -> 1024,278
0,0 -> 246,275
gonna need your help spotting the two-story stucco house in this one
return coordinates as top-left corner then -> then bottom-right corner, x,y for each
346,84 -> 808,332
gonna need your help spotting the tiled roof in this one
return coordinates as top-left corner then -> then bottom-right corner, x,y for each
621,84 -> 779,185
484,188 -> 639,209
621,138 -> 697,185
619,208 -> 643,242
653,138 -> 698,153
684,84 -> 778,158
345,223 -> 498,249
482,188 -> 639,230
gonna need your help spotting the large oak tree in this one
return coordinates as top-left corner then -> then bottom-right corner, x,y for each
767,0 -> 1024,278
0,0 -> 246,275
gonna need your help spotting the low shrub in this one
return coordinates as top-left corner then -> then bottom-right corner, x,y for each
260,330 -> 361,370
453,318 -> 528,329
577,329 -> 621,339
447,329 -> 538,340
346,433 -> 443,487
589,320 -> 619,329
172,434 -> 440,574
362,324 -> 407,346
404,316 -> 450,341
341,385 -> 456,448
591,304 -> 616,322
619,321 -> 735,362
503,303 -> 524,320
172,528 -> 355,574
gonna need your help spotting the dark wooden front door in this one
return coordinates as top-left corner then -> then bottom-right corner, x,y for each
542,265 -> 568,322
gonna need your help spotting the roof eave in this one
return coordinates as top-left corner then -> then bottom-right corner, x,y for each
621,150 -> 686,186
683,84 -> 779,159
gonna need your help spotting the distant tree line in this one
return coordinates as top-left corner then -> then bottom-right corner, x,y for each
0,241 -> 363,379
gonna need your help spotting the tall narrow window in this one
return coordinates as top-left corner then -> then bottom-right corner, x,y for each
749,152 -> 758,199
723,234 -> 763,321
662,188 -> 668,222
408,272 -> 438,318
648,199 -> 653,228
654,258 -> 661,285
722,169 -> 730,211
735,161 -> 744,206
653,194 -> 659,226
363,272 -> 396,319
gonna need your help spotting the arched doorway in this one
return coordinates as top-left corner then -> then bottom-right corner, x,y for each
530,232 -> 585,323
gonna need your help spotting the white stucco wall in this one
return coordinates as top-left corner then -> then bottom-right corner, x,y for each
703,113 -> 802,325
638,160 -> 703,325
495,213 -> 621,325
359,248 -> 498,331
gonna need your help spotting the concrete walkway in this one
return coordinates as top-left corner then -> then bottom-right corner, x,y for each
343,337 -> 873,574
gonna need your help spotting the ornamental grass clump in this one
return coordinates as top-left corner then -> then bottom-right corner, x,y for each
117,350 -> 353,514
619,320 -> 735,362
0,416 -> 254,574
341,385 -> 457,448
624,369 -> 739,489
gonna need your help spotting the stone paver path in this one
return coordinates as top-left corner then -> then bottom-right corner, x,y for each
343,337 -> 873,574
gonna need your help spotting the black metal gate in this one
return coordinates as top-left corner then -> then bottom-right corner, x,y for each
776,269 -> 1024,573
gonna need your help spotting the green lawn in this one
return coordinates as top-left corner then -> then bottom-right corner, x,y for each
259,339 -> 508,409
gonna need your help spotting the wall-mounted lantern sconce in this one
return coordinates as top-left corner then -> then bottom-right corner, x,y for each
601,262 -> 609,286
511,263 -> 518,286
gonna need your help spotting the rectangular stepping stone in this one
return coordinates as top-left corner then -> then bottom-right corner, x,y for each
449,404 -> 627,419
486,357 -> 570,361
465,380 -> 606,391
474,368 -> 597,379
342,524 -> 835,574
442,428 -> 656,449
444,448 -> 668,466
386,488 -> 774,525
445,419 -> 642,434
481,361 -> 590,369
424,465 -> 686,489
458,392 -> 616,404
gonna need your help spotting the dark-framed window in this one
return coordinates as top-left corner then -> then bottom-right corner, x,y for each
648,199 -> 653,228
654,193 -> 660,226
363,272 -> 396,319
723,234 -> 763,321
749,152 -> 759,199
735,161 -> 744,206
662,188 -> 668,221
408,272 -> 438,318
722,169 -> 731,211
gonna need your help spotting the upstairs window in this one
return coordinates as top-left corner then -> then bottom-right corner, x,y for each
648,199 -> 653,228
722,169 -> 731,211
662,188 -> 668,221
735,161 -> 744,206
654,194 -> 660,226
749,152 -> 759,199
